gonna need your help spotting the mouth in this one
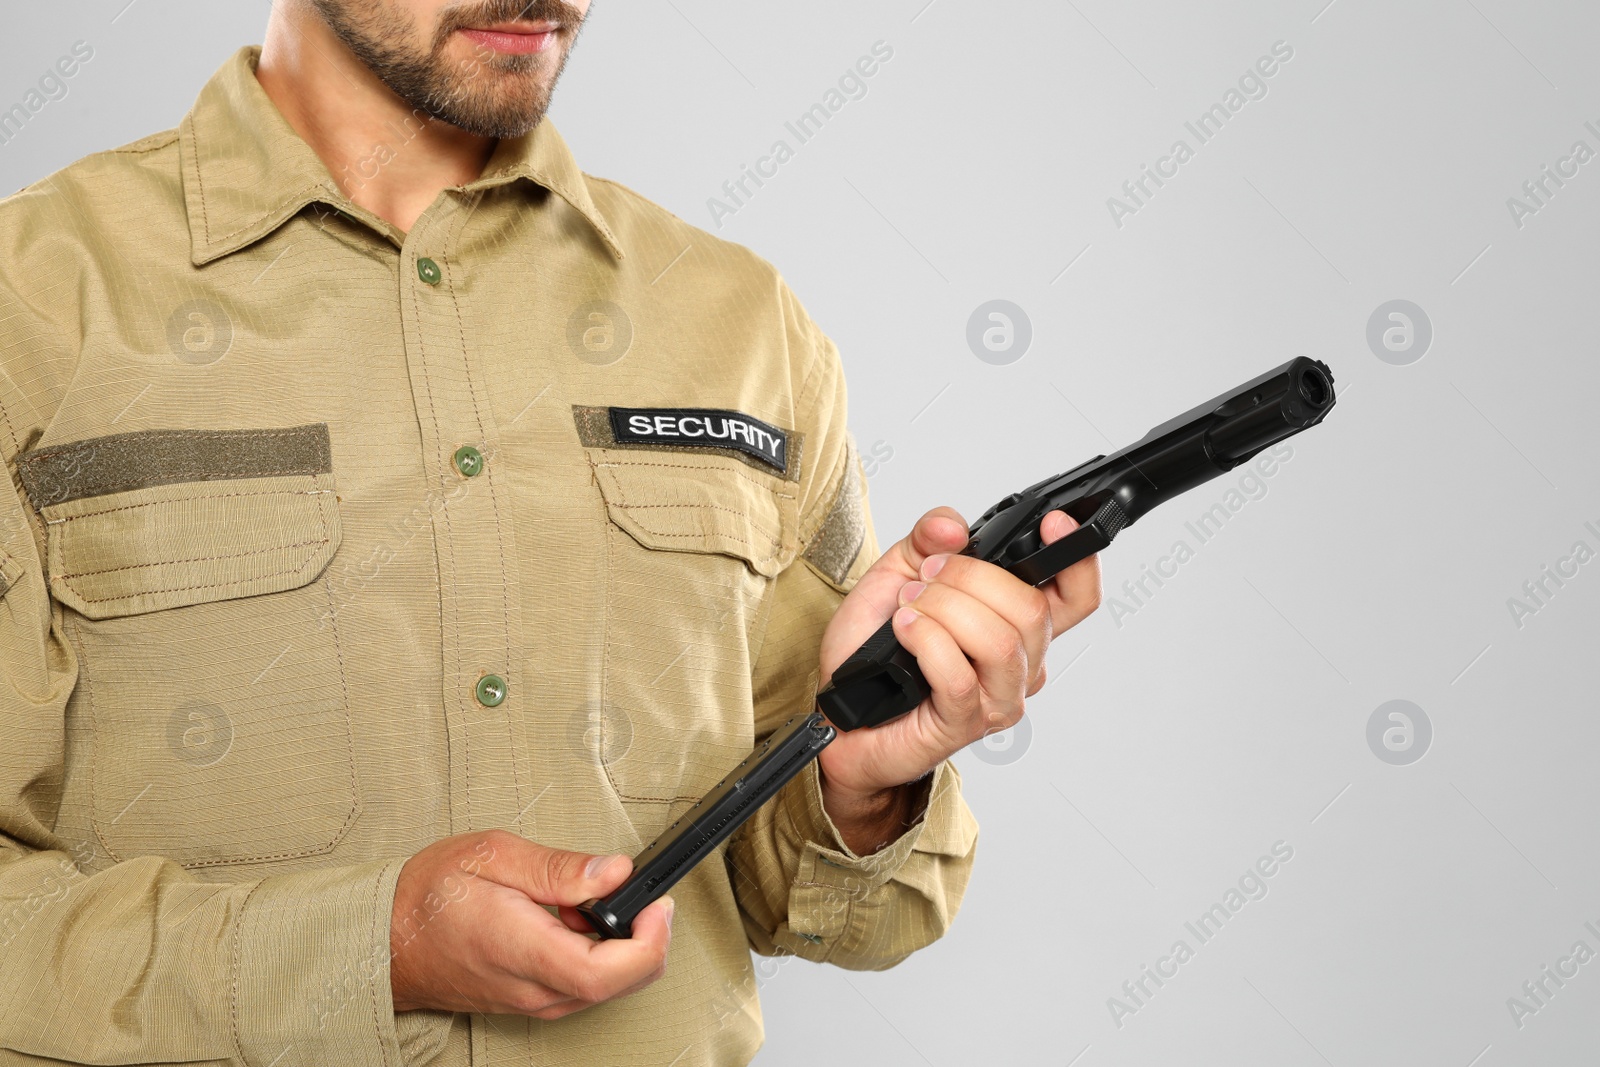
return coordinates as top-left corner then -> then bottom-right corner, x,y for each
458,21 -> 562,56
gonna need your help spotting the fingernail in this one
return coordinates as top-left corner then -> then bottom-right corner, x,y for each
921,554 -> 948,580
894,606 -> 919,628
585,854 -> 622,879
900,581 -> 926,604
662,896 -> 676,929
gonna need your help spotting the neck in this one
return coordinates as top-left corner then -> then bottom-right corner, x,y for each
256,7 -> 495,233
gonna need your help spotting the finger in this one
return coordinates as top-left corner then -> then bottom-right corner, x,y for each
1040,509 -> 1077,545
890,606 -> 983,739
529,996 -> 591,1021
473,898 -> 604,1008
480,835 -> 635,908
521,991 -> 583,1019
610,958 -> 671,1002
530,957 -> 666,1020
1039,510 -> 1103,631
825,508 -> 972,665
524,895 -> 674,1004
915,553 -> 1051,684
557,904 -> 595,934
899,580 -> 1030,710
883,506 -> 969,580
1029,660 -> 1048,697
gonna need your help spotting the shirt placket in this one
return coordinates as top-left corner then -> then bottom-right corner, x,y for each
397,192 -> 532,837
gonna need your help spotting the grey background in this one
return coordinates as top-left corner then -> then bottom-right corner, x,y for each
5,1 -> 1598,1064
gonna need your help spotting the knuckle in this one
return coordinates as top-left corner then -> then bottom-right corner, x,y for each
510,987 -> 557,1016
1084,586 -> 1103,613
987,630 -> 1026,670
541,848 -> 581,890
945,667 -> 981,704
1026,589 -> 1053,629
940,554 -> 973,580
980,710 -> 1020,744
467,829 -> 513,867
533,1000 -> 580,1021
569,966 -> 611,1004
478,828 -> 514,850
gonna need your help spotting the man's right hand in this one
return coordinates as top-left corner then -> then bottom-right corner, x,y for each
389,830 -> 674,1018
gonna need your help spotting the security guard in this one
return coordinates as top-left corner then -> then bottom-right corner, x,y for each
0,2 -> 1101,1064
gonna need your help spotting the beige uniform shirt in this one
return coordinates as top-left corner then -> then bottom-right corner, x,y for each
0,47 -> 977,1067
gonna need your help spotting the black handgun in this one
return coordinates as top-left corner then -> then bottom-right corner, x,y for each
578,357 -> 1336,938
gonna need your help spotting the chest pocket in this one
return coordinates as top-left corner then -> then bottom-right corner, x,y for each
586,450 -> 798,818
19,425 -> 358,870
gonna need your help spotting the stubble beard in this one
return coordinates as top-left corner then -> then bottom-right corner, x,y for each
309,0 -> 586,138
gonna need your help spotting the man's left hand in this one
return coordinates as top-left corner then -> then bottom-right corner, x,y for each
815,506 -> 1102,847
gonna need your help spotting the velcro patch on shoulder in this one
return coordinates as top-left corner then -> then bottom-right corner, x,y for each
572,405 -> 802,481
803,442 -> 867,587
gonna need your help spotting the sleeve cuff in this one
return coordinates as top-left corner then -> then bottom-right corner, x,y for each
230,857 -> 411,1066
774,759 -> 978,947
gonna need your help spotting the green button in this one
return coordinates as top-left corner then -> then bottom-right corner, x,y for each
475,674 -> 507,707
453,444 -> 484,478
417,257 -> 442,285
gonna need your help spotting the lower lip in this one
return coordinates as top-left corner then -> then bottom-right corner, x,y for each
459,28 -> 556,55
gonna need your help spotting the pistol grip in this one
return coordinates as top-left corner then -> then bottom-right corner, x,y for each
816,499 -> 1128,733
816,618 -> 928,732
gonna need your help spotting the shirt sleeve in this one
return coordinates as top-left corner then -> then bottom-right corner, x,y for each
724,282 -> 979,969
0,291 -> 436,1066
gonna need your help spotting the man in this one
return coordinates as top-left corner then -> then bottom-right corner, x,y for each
0,2 -> 1100,1064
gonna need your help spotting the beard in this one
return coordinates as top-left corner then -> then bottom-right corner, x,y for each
309,0 -> 588,138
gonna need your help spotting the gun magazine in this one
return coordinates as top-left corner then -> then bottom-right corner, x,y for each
578,710 -> 836,939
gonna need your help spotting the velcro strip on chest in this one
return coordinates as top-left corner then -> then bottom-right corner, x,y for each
573,405 -> 802,481
17,424 -> 333,509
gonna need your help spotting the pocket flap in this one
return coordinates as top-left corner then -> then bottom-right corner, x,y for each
589,456 -> 795,578
19,425 -> 341,619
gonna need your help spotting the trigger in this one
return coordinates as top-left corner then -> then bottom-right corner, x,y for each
1003,530 -> 1041,562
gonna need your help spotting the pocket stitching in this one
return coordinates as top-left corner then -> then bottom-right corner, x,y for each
47,486 -> 330,524
597,462 -> 787,565
59,537 -> 329,583
593,458 -> 797,500
77,572 -> 363,870
49,486 -> 334,608
610,509 -> 777,552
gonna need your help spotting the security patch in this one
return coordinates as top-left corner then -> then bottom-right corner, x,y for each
607,407 -> 790,475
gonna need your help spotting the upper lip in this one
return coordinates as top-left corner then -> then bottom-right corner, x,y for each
465,20 -> 559,34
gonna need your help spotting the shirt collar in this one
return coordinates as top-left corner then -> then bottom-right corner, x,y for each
179,46 -> 623,266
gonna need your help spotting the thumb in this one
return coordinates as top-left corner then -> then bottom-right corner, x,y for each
488,838 -> 635,907
878,506 -> 969,581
